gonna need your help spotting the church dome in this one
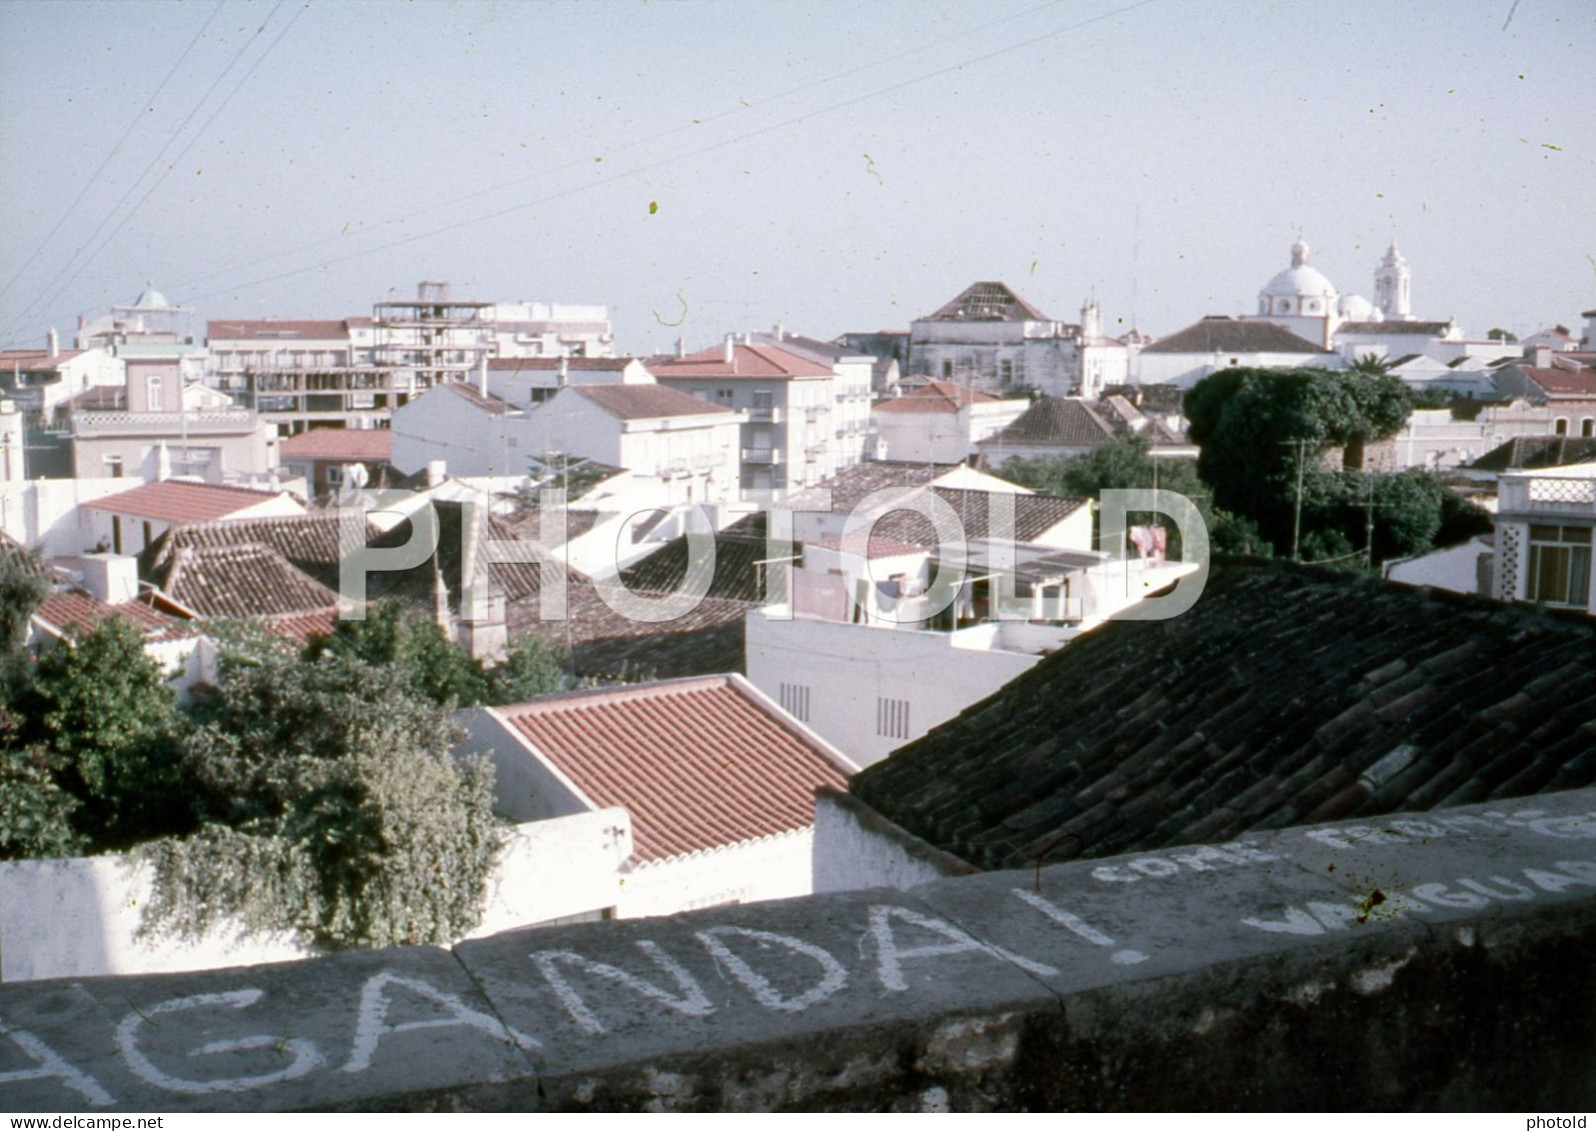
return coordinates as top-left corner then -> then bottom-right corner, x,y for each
1338,293 -> 1381,322
1258,238 -> 1338,316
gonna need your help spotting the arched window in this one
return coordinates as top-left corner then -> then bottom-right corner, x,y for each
147,374 -> 164,411
1582,418 -> 1594,438
1555,418 -> 1569,436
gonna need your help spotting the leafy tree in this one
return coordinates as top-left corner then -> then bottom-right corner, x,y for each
0,705 -> 85,861
0,546 -> 48,654
491,634 -> 571,703
309,600 -> 493,707
1487,327 -> 1519,343
142,654 -> 501,950
1348,353 -> 1392,377
23,617 -> 188,846
1184,366 -> 1413,550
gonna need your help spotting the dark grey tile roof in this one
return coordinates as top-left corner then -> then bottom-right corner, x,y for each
785,460 -> 961,514
1142,317 -> 1329,355
572,384 -> 735,420
617,513 -> 771,603
143,512 -> 371,593
850,558 -> 1596,872
985,397 -> 1119,448
1470,435 -> 1596,473
922,281 -> 1051,323
867,487 -> 1088,546
1338,321 -> 1455,336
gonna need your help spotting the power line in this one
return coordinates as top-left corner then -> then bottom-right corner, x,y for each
0,0 -> 226,304
170,0 -> 1075,295
2,0 -> 295,341
168,0 -> 1161,316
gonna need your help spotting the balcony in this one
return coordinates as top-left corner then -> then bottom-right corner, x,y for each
72,407 -> 259,438
747,405 -> 785,423
741,447 -> 783,465
1499,471 -> 1596,519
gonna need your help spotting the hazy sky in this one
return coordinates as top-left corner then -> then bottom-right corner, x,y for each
1,0 -> 1591,356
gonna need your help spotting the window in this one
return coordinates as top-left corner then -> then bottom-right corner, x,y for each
941,360 -> 953,379
103,454 -> 123,478
1555,418 -> 1569,436
326,465 -> 344,486
1527,524 -> 1592,608
1583,419 -> 1594,439
876,696 -> 911,740
752,390 -> 773,409
146,374 -> 164,411
778,682 -> 810,722
999,359 -> 1014,386
715,389 -> 735,404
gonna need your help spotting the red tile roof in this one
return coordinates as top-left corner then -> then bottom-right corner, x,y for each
34,588 -> 190,643
83,481 -> 293,524
1522,366 -> 1596,398
439,380 -> 510,414
495,676 -> 852,863
206,320 -> 354,341
572,384 -> 735,420
648,343 -> 833,380
279,428 -> 392,461
873,379 -> 996,414
487,356 -> 638,372
0,349 -> 85,373
261,606 -> 343,646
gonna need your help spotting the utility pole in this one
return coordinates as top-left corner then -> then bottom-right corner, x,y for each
1291,439 -> 1306,562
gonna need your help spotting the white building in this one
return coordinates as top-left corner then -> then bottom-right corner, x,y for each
0,340 -> 124,421
1134,316 -> 1334,388
747,533 -> 1199,767
1491,462 -> 1596,615
484,355 -> 652,406
482,300 -> 616,359
871,379 -> 1025,464
78,480 -> 305,557
454,675 -> 857,918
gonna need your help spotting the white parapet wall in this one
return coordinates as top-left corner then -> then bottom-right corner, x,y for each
0,809 -> 632,983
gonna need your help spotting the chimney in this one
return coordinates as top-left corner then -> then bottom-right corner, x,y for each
723,333 -> 735,365
676,335 -> 686,359
47,328 -> 59,358
426,458 -> 447,487
82,553 -> 139,604
1533,344 -> 1552,368
558,356 -> 569,387
773,322 -> 785,342
478,355 -> 489,398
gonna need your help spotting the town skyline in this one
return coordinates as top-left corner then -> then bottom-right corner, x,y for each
1,0 -> 1592,355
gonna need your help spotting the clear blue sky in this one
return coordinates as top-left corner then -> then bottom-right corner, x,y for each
1,0 -> 1591,356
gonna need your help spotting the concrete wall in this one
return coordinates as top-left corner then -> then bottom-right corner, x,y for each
0,811 -> 633,984
3,786 -> 1594,1111
813,788 -> 976,894
745,609 -> 1040,766
1383,537 -> 1493,597
618,829 -> 817,920
0,475 -> 147,555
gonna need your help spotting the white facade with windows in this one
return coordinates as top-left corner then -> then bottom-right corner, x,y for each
1492,462 -> 1596,616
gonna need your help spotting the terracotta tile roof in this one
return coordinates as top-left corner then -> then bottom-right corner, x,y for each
83,481 -> 292,524
617,513 -> 770,602
279,428 -> 393,462
850,558 -> 1596,872
1470,435 -> 1596,474
261,606 -> 343,646
572,384 -> 736,420
648,343 -> 833,380
206,320 -> 354,341
810,534 -> 926,559
34,588 -> 190,643
873,379 -> 997,414
486,356 -> 637,372
439,381 -> 511,414
1518,365 -> 1596,398
0,532 -> 46,580
922,282 -> 1051,323
983,397 -> 1119,448
1143,317 -> 1329,355
157,542 -> 341,618
144,512 -> 366,592
495,676 -> 852,863
365,501 -> 547,608
0,350 -> 85,373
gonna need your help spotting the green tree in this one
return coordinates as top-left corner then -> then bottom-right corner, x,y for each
0,705 -> 85,861
0,546 -> 48,654
491,635 -> 571,703
143,654 -> 501,950
1184,366 -> 1413,550
309,600 -> 493,707
24,617 -> 188,846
